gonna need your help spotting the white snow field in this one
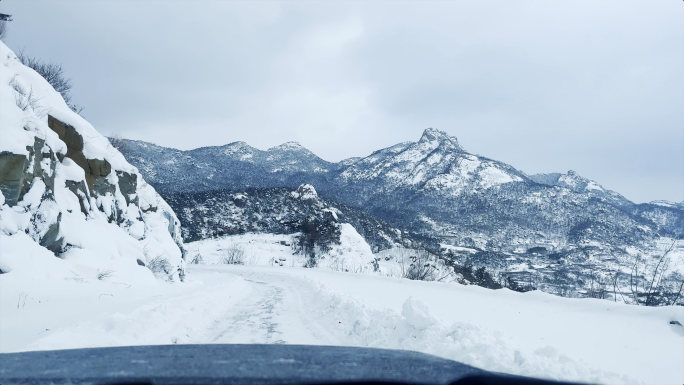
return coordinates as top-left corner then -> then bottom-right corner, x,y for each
2,257 -> 683,385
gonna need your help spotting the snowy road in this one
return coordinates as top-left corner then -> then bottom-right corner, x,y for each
2,264 -> 683,385
0,265 -> 345,351
205,269 -> 339,346
209,274 -> 287,344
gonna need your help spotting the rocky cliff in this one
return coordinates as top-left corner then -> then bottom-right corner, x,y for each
0,41 -> 184,281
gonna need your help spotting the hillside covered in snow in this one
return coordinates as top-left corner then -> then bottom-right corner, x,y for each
114,129 -> 684,304
0,40 -> 185,284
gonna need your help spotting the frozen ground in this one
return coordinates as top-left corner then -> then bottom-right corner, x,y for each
1,261 -> 683,385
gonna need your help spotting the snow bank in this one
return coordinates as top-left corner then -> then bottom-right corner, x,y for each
282,267 -> 684,385
0,40 -> 184,285
319,223 -> 376,273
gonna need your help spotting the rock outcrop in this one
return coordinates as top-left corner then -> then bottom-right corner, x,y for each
0,41 -> 184,281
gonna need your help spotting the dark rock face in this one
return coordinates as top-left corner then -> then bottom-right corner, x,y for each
116,171 -> 138,206
48,115 -> 84,152
65,180 -> 90,215
0,136 -> 59,207
39,212 -> 65,253
0,151 -> 29,206
0,135 -> 63,252
46,115 -> 133,226
47,115 -> 111,194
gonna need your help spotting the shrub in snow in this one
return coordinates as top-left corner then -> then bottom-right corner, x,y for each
147,257 -> 173,278
220,245 -> 245,265
502,276 -> 532,293
628,244 -> 684,306
303,253 -> 317,268
190,253 -> 204,265
399,250 -> 438,281
293,218 -> 341,266
454,264 -> 503,290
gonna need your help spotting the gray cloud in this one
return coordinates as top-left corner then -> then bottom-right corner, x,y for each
3,0 -> 682,203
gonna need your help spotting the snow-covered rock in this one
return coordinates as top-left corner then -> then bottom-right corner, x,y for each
0,41 -> 184,282
290,184 -> 318,200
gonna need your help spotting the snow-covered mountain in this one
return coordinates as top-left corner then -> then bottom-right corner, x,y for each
114,128 -> 683,250
0,41 -> 184,282
114,127 -> 684,302
108,137 -> 332,194
339,128 -> 525,194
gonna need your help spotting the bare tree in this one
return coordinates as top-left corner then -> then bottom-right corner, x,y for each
399,250 -> 437,281
147,257 -> 172,277
671,281 -> 684,306
629,242 -> 682,306
17,51 -> 83,113
585,265 -> 608,300
221,244 -> 245,265
9,76 -> 42,113
609,271 -> 625,303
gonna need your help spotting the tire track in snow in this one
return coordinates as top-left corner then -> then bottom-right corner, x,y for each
210,276 -> 286,344
207,268 -> 343,346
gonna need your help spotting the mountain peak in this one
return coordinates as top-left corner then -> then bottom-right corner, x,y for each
223,141 -> 254,151
269,141 -> 307,152
226,140 -> 250,147
418,128 -> 461,149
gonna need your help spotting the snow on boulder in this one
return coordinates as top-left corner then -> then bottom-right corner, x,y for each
319,223 -> 377,273
0,41 -> 184,282
290,184 -> 318,200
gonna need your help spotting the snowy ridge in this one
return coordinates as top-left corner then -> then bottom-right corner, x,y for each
0,41 -> 184,283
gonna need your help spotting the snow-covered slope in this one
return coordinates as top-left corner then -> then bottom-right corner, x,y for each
0,41 -> 184,282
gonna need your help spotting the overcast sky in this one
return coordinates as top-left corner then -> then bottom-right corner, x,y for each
2,0 -> 682,203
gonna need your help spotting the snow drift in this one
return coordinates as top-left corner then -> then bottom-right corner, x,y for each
0,41 -> 184,282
